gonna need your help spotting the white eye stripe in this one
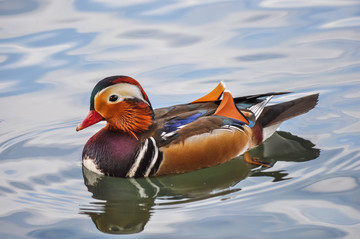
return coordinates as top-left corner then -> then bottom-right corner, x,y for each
97,83 -> 149,105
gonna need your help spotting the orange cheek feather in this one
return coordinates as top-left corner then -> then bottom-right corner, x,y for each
100,101 -> 153,133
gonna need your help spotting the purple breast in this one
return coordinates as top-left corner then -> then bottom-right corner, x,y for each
82,129 -> 139,177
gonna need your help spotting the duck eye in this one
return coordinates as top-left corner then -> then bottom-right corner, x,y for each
109,94 -> 119,102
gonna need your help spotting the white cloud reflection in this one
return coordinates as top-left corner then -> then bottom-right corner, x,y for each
261,199 -> 360,236
305,177 -> 357,193
261,0 -> 360,8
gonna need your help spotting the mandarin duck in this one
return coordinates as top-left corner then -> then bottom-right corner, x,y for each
76,76 -> 318,177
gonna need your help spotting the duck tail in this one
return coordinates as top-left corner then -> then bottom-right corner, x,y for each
252,93 -> 319,145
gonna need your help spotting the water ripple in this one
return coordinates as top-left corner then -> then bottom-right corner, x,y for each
0,0 -> 39,15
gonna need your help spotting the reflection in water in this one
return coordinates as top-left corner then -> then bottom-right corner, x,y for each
80,131 -> 319,234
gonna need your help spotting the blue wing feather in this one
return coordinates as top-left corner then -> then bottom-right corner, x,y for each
163,111 -> 206,133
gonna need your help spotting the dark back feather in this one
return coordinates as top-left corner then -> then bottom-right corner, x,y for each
258,94 -> 319,128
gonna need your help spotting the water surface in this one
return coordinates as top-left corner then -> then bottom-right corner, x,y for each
1,0 -> 360,238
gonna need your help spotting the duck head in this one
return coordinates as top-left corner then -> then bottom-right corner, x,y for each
76,76 -> 154,137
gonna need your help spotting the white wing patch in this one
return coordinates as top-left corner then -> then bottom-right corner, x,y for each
161,124 -> 189,140
248,96 -> 273,120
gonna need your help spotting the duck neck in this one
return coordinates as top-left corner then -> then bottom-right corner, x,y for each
106,101 -> 154,137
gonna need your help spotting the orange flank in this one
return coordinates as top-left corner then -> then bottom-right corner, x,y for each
155,127 -> 252,176
214,90 -> 249,124
191,81 -> 226,103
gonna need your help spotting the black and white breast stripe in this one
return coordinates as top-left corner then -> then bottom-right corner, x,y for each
126,137 -> 163,177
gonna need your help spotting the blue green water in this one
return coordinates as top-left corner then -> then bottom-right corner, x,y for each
0,0 -> 359,238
